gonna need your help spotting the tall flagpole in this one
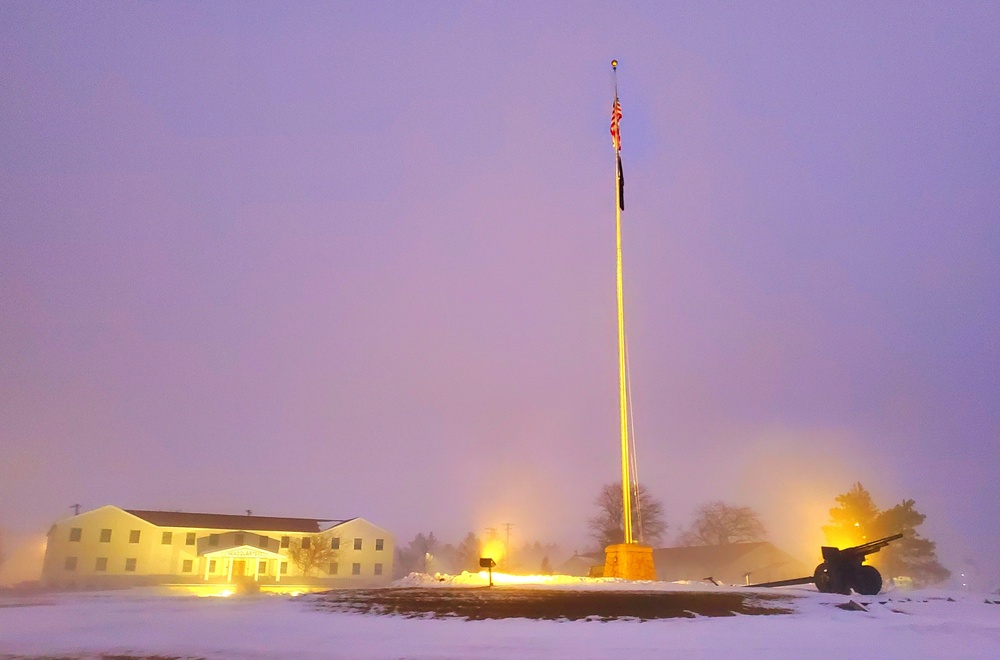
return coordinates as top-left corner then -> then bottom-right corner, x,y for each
611,59 -> 634,546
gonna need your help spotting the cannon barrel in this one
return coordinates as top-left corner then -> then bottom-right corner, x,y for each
821,532 -> 904,562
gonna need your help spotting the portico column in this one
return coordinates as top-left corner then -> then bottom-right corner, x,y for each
227,557 -> 233,582
204,558 -> 211,581
253,558 -> 260,582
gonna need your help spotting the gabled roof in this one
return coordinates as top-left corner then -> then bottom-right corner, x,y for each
651,542 -> 810,581
125,509 -> 346,533
652,542 -> 773,566
321,517 -> 360,532
569,544 -> 778,566
194,530 -> 284,557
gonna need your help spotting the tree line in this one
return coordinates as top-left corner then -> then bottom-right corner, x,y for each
587,480 -> 949,587
356,481 -> 949,588
393,531 -> 561,579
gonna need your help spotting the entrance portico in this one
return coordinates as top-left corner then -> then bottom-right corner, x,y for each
198,532 -> 286,582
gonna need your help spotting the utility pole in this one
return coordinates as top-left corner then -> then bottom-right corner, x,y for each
503,522 -> 514,571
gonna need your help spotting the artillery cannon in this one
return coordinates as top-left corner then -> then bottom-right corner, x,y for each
748,533 -> 903,596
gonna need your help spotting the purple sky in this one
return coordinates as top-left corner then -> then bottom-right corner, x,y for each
2,3 -> 998,582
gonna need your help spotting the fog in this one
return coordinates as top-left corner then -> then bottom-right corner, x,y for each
2,4 -> 998,588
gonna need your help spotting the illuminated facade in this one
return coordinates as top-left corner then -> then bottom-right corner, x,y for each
42,505 -> 394,590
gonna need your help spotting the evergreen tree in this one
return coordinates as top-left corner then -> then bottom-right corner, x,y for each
823,483 -> 949,586
434,542 -> 460,574
393,532 -> 441,577
514,540 -> 561,575
873,499 -> 950,586
822,482 -> 879,547
457,532 -> 483,572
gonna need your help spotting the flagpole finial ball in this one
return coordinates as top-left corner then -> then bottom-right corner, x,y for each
611,59 -> 618,69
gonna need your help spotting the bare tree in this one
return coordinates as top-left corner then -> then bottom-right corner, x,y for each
588,481 -> 667,549
678,501 -> 767,546
287,534 -> 338,576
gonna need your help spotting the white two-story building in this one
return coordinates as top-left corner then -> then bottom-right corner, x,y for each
42,505 -> 394,592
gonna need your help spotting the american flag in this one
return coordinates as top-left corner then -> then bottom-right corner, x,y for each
610,98 -> 622,151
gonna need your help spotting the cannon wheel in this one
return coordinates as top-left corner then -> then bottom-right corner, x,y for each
813,562 -> 841,594
853,565 -> 883,595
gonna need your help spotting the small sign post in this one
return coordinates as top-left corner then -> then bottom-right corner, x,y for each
479,557 -> 496,587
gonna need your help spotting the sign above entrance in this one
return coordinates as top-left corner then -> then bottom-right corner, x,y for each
203,545 -> 282,559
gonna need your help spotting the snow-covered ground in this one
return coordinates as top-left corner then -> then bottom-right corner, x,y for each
1,574 -> 998,658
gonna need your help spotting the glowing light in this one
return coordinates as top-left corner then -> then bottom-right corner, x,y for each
482,539 -> 505,564
476,572 -> 582,586
823,531 -> 860,551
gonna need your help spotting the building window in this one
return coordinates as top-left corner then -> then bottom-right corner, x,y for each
351,563 -> 361,575
301,537 -> 311,550
280,536 -> 290,548
329,562 -> 339,575
182,560 -> 193,573
100,529 -> 112,543
95,557 -> 108,572
162,531 -> 173,545
125,558 -> 137,572
258,560 -> 267,574
280,562 -> 288,575
64,556 -> 77,571
375,539 -> 384,551
209,560 -> 217,573
209,534 -> 219,547
129,530 -> 141,544
374,563 -> 383,576
186,532 -> 196,546
258,535 -> 268,548
354,538 -> 362,550
331,537 -> 340,550
69,527 -> 82,542
235,533 -> 244,546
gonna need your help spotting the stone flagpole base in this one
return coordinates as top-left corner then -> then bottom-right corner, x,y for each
603,543 -> 657,580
